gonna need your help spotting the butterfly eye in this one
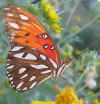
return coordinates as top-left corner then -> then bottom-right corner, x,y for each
43,44 -> 48,49
42,33 -> 48,39
36,33 -> 48,39
50,45 -> 55,50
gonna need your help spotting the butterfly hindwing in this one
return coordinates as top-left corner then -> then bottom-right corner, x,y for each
6,42 -> 55,91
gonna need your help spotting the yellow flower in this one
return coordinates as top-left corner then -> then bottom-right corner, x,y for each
41,0 -> 47,4
63,52 -> 73,59
94,99 -> 100,104
80,65 -> 84,71
48,9 -> 59,22
87,90 -> 94,95
30,101 -> 55,104
73,16 -> 80,22
41,0 -> 63,33
98,0 -> 100,2
75,50 -> 83,55
56,87 -> 83,104
44,4 -> 59,22
30,87 -> 83,104
51,24 -> 63,33
71,25 -> 80,32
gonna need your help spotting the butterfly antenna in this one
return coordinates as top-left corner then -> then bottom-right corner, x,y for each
60,59 -> 74,86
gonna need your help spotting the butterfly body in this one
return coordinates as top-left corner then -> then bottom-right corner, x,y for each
4,4 -> 68,92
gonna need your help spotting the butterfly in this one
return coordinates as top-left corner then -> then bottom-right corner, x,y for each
4,4 -> 69,92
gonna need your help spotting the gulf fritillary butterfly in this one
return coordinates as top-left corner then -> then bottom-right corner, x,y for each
4,4 -> 69,92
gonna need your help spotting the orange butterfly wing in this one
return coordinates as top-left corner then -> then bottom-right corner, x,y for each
4,4 -> 61,65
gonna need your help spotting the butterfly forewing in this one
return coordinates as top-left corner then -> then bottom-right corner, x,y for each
4,4 -> 61,64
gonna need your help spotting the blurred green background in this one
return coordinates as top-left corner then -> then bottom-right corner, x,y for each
0,0 -> 100,104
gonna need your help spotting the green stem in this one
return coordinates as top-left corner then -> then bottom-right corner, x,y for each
74,65 -> 89,88
76,85 -> 86,93
66,0 -> 81,27
85,92 -> 100,99
0,58 -> 6,64
58,15 -> 100,45
67,15 -> 100,40
0,47 -> 10,64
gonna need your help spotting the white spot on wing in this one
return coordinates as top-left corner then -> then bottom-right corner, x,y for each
29,76 -> 36,81
29,82 -> 37,89
10,36 -> 15,40
17,7 -> 20,10
19,68 -> 26,74
19,14 -> 29,20
8,22 -> 19,29
32,48 -> 36,50
9,77 -> 13,81
25,53 -> 37,60
49,58 -> 57,69
14,53 -> 37,60
40,54 -> 46,60
7,13 -> 13,17
8,74 -> 11,77
11,46 -> 23,51
22,87 -> 27,91
11,81 -> 14,84
10,33 -> 17,36
7,59 -> 10,61
16,82 -> 24,89
4,8 -> 10,10
7,65 -> 14,69
14,52 -> 24,58
6,64 -> 10,66
6,70 -> 9,74
20,74 -> 28,79
30,64 -> 48,69
41,70 -> 51,74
